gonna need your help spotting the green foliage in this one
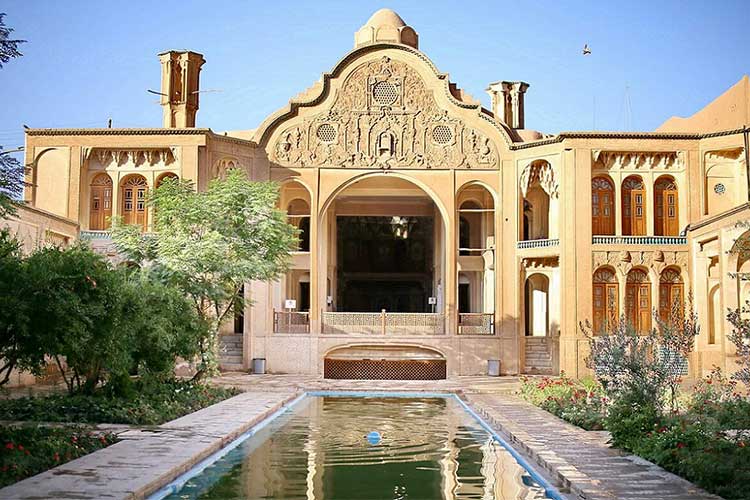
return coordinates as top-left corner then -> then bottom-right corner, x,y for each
0,230 -> 41,385
519,373 -> 606,430
581,296 -> 699,413
0,150 -> 25,220
604,392 -> 661,451
111,170 -> 296,377
0,379 -> 240,426
727,302 -> 750,387
0,235 -> 206,391
0,12 -> 25,68
0,426 -> 117,488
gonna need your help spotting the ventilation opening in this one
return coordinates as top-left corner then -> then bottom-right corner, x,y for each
324,358 -> 446,380
373,81 -> 398,105
324,345 -> 446,380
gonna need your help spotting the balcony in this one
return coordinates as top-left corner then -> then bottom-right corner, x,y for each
457,313 -> 494,335
79,230 -> 112,240
592,236 -> 687,245
273,310 -> 310,334
322,311 -> 445,336
517,238 -> 559,250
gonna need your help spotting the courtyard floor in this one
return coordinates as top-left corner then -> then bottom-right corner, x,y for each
0,374 -> 720,500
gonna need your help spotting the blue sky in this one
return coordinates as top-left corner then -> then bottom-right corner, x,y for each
1,0 -> 748,156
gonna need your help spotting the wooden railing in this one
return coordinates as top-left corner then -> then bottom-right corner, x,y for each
322,311 -> 445,336
273,310 -> 310,334
457,313 -> 495,335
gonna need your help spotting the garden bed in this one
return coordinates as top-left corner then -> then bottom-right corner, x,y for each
520,371 -> 750,500
0,379 -> 241,425
0,425 -> 117,488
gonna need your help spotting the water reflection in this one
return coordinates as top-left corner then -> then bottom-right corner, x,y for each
166,397 -> 551,500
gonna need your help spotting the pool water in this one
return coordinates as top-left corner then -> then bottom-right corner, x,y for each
163,396 -> 554,499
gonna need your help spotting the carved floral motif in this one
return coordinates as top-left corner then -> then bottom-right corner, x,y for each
87,148 -> 176,167
272,56 -> 498,169
592,249 -> 688,276
592,150 -> 684,170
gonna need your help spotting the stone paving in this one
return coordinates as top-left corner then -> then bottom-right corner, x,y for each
0,390 -> 299,500
0,374 -> 722,500
465,393 -> 721,500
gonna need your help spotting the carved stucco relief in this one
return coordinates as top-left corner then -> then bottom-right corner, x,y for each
272,56 -> 498,169
592,250 -> 688,276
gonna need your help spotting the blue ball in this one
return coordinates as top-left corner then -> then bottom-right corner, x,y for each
366,431 -> 381,445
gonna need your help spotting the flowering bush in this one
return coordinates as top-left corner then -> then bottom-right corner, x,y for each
519,372 -> 606,430
0,426 -> 117,488
0,379 -> 240,425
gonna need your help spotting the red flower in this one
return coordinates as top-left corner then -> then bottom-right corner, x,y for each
676,442 -> 686,449
658,426 -> 668,433
53,452 -> 60,461
5,442 -> 14,450
739,441 -> 746,448
17,444 -> 23,451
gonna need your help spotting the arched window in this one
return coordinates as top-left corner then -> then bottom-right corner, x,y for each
622,176 -> 646,236
654,176 -> 679,236
287,198 -> 311,252
155,172 -> 178,188
659,267 -> 684,322
89,173 -> 113,230
708,284 -> 721,345
459,217 -> 471,256
121,175 -> 148,228
520,160 -> 556,241
591,177 -> 615,235
593,267 -> 618,333
626,268 -> 651,332
525,274 -> 549,336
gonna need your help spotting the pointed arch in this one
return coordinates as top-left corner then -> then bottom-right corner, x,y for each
593,266 -> 618,334
120,174 -> 149,228
654,175 -> 679,236
591,176 -> 615,235
89,173 -> 113,230
622,175 -> 646,236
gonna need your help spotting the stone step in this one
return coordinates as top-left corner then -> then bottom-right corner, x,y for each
220,342 -> 243,349
220,355 -> 243,364
219,362 -> 245,372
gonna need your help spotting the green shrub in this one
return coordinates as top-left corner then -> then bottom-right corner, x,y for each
0,379 -> 240,425
519,373 -> 606,430
0,426 -> 117,488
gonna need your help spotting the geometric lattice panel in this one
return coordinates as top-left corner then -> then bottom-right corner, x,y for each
324,359 -> 446,380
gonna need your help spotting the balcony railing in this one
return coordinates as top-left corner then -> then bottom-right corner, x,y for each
322,311 -> 445,336
273,310 -> 310,334
517,238 -> 559,250
592,236 -> 687,245
457,313 -> 495,335
79,230 -> 112,240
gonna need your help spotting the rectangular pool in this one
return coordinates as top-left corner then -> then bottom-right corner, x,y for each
156,393 -> 560,499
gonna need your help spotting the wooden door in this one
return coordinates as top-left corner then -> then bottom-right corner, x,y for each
623,177 -> 646,236
591,177 -> 615,235
659,268 -> 684,322
89,175 -> 112,230
593,282 -> 618,333
121,176 -> 148,228
655,178 -> 679,236
626,282 -> 651,332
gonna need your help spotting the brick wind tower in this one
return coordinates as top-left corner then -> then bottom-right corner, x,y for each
158,50 -> 206,128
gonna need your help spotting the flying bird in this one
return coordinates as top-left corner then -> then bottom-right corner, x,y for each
582,44 -> 591,56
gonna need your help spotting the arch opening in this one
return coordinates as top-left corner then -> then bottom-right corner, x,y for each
322,175 -> 446,315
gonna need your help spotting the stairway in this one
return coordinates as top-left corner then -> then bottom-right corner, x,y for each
524,337 -> 554,374
218,333 -> 245,371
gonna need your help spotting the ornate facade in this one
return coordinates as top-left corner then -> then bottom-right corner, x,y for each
11,9 -> 750,380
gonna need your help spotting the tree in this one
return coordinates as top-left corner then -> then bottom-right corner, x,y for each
111,169 -> 296,378
727,225 -> 750,387
0,13 -> 26,219
0,13 -> 25,68
0,149 -> 25,219
0,230 -> 38,386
